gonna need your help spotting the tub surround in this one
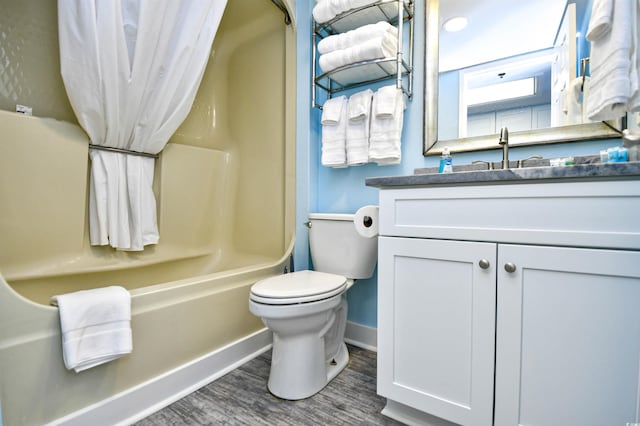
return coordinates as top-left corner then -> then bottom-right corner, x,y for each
0,1 -> 297,424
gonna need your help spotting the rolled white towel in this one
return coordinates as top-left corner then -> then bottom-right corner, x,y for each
322,96 -> 348,167
319,32 -> 397,73
318,21 -> 398,54
313,0 -> 379,24
313,0 -> 336,24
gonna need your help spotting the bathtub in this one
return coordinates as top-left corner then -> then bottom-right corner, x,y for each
0,1 -> 296,424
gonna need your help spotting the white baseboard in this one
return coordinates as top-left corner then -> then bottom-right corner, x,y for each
344,321 -> 377,352
48,329 -> 273,426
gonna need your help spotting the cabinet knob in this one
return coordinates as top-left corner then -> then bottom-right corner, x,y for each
504,262 -> 517,273
479,259 -> 490,269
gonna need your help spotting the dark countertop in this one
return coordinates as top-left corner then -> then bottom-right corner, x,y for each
365,157 -> 640,188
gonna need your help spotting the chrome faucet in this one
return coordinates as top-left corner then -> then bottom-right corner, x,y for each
499,126 -> 509,169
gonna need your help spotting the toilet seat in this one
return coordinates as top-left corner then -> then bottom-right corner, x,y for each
250,270 -> 347,305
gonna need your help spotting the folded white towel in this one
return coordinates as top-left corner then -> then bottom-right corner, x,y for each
586,0 -> 640,121
369,86 -> 405,165
322,95 -> 346,124
348,88 -> 373,121
313,0 -> 379,24
312,0 -> 337,23
322,96 -> 348,167
319,32 -> 397,73
318,22 -> 398,54
347,89 -> 373,166
51,286 -> 132,372
374,84 -> 399,117
586,0 -> 614,41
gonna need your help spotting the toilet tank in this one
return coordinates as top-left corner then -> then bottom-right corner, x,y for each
308,213 -> 378,279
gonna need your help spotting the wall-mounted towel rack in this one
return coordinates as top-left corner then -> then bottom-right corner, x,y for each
311,0 -> 414,109
89,144 -> 159,159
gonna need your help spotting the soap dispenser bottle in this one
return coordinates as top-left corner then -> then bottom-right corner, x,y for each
439,146 -> 453,173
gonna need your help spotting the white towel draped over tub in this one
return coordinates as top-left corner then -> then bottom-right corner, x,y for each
58,0 -> 227,251
51,286 -> 132,372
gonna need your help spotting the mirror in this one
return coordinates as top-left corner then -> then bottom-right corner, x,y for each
423,0 -> 621,155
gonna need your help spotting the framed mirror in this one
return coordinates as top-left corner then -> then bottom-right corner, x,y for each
423,0 -> 621,156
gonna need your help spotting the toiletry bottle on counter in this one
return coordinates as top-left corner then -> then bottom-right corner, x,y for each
439,146 -> 453,173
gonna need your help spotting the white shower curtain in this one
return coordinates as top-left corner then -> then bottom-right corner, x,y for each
58,0 -> 227,251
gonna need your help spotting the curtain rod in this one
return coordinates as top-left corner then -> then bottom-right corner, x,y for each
270,0 -> 291,25
89,144 -> 159,159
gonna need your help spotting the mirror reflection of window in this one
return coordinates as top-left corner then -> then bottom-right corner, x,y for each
460,50 -> 554,138
438,0 -> 593,140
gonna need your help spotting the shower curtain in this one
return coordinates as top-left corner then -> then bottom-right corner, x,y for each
58,0 -> 227,251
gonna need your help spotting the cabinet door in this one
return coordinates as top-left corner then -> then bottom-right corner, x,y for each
378,237 -> 496,426
495,244 -> 640,426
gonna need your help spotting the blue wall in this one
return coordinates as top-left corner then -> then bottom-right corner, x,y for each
438,70 -> 460,140
295,0 -> 621,328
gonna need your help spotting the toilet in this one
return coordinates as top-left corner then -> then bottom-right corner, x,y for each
249,211 -> 378,400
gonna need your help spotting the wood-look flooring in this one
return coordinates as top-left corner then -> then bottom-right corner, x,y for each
135,345 -> 403,425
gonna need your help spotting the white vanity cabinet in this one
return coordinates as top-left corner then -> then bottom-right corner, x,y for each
378,237 -> 497,425
494,244 -> 640,426
375,179 -> 640,426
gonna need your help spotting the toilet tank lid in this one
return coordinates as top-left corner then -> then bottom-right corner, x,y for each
308,212 -> 354,221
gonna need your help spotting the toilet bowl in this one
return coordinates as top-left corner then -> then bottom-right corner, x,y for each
248,210 -> 378,400
249,270 -> 350,400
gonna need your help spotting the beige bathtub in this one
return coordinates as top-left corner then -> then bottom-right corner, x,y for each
0,1 -> 296,424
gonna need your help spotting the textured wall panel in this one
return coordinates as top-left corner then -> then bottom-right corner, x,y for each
0,0 -> 77,123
